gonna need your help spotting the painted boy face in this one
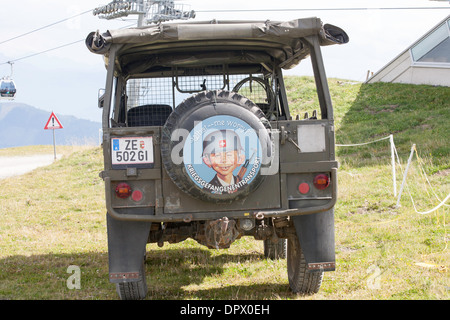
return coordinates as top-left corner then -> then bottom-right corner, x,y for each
203,150 -> 245,182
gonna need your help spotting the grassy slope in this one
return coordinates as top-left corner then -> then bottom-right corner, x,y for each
285,76 -> 450,171
0,78 -> 448,300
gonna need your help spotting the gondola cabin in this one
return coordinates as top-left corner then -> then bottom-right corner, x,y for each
0,77 -> 16,99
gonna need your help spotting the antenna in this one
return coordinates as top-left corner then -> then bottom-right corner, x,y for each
93,0 -> 195,26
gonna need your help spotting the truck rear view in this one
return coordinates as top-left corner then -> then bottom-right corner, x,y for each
87,17 -> 348,300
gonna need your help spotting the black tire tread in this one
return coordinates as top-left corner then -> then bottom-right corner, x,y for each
263,238 -> 287,260
287,236 -> 323,294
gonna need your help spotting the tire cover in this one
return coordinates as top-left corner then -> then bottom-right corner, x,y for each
161,90 -> 272,202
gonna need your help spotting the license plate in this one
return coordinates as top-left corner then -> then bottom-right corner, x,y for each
111,137 -> 154,168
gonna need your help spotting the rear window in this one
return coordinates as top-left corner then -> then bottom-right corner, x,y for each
124,65 -> 274,127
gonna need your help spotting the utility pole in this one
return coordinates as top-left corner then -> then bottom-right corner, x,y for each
93,0 -> 195,26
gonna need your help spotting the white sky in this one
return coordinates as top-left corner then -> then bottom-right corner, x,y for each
0,0 -> 448,121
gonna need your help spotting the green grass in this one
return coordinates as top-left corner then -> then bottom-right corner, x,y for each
0,77 -> 449,300
286,77 -> 450,171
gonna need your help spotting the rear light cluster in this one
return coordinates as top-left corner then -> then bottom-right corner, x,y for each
116,183 -> 131,198
116,175 -> 330,200
298,174 -> 330,194
115,182 -> 143,202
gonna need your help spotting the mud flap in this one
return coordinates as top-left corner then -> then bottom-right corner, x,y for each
292,208 -> 335,272
106,213 -> 151,283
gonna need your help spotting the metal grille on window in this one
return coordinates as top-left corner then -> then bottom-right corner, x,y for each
126,77 -> 173,127
230,74 -> 276,118
174,66 -> 228,93
230,75 -> 271,104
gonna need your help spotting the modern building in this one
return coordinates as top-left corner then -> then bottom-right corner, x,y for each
367,15 -> 450,86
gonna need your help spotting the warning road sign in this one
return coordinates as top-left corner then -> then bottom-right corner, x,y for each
44,111 -> 63,160
44,112 -> 63,130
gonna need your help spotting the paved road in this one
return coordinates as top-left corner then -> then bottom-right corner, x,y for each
0,154 -> 61,180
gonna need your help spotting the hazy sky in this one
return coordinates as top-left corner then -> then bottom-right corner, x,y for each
0,0 -> 448,121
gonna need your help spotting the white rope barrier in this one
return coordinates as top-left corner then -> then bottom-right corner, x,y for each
337,134 -> 449,215
336,135 -> 391,147
395,144 -> 450,214
396,144 -> 415,207
337,134 -> 396,196
410,193 -> 450,215
414,148 -> 449,208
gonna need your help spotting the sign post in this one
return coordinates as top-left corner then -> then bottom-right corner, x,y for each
44,111 -> 63,160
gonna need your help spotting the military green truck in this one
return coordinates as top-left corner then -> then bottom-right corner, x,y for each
86,17 -> 348,300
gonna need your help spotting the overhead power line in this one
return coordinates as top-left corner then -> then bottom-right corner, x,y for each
0,9 -> 93,46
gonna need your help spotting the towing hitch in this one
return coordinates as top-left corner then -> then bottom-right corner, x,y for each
204,217 -> 240,249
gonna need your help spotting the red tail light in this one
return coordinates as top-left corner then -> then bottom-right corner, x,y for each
313,174 -> 330,190
115,182 -> 132,199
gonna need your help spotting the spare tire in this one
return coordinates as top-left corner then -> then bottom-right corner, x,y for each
161,90 -> 272,203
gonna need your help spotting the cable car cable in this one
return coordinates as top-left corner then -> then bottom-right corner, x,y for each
0,23 -> 135,66
0,9 -> 93,46
0,39 -> 84,65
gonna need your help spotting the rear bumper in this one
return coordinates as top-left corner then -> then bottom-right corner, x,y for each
105,168 -> 337,222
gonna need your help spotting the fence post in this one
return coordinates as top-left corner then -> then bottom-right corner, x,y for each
396,144 -> 415,208
389,135 -> 396,197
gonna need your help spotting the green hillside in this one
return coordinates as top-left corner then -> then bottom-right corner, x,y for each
285,76 -> 450,172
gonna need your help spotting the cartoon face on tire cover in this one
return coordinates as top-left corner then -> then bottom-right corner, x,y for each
183,115 -> 262,194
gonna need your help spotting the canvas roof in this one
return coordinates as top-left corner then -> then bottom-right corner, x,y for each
86,18 -> 348,74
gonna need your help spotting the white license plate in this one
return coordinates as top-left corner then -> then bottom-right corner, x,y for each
111,137 -> 154,167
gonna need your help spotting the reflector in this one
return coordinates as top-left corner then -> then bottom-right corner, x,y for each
132,190 -> 143,202
298,182 -> 310,194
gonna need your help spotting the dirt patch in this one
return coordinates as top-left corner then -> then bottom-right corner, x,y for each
435,168 -> 450,176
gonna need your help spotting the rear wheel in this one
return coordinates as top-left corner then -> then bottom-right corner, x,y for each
115,261 -> 148,300
263,238 -> 286,259
287,234 -> 323,294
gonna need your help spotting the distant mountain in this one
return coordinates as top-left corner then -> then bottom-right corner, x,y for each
0,102 -> 101,148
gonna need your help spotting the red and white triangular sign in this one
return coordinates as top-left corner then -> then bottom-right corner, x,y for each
44,112 -> 63,130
